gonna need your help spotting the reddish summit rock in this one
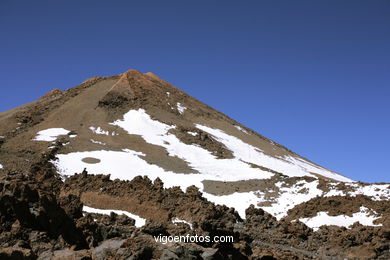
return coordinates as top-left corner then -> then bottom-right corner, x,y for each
41,88 -> 62,99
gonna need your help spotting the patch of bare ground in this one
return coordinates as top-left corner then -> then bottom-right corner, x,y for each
169,126 -> 234,159
81,157 -> 101,164
317,178 -> 332,193
203,179 -> 277,196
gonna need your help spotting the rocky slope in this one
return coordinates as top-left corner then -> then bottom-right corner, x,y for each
0,70 -> 389,259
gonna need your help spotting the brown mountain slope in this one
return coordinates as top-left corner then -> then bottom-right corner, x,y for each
0,70 -> 341,177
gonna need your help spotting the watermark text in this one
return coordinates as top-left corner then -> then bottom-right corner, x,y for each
154,234 -> 234,244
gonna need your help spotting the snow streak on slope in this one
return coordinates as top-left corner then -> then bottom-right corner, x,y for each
299,206 -> 382,231
285,156 -> 352,182
196,125 -> 352,182
34,128 -> 71,141
83,206 -> 146,227
0,163 -> 3,169
234,125 -> 249,134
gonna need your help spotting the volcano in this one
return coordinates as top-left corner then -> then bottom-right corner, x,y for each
0,70 -> 389,259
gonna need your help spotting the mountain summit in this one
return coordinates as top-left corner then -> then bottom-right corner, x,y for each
0,70 -> 389,259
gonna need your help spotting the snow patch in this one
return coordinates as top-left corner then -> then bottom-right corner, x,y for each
234,125 -> 249,134
91,139 -> 106,146
300,206 -> 382,231
89,126 -> 118,136
172,218 -> 193,229
203,191 -> 262,218
187,131 -> 198,136
0,163 -> 3,169
260,180 -> 323,220
177,103 -> 187,114
83,206 -> 146,227
323,188 -> 345,197
89,126 -> 109,135
34,128 -> 71,142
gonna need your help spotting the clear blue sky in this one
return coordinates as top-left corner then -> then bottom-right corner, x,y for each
1,1 -> 389,182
